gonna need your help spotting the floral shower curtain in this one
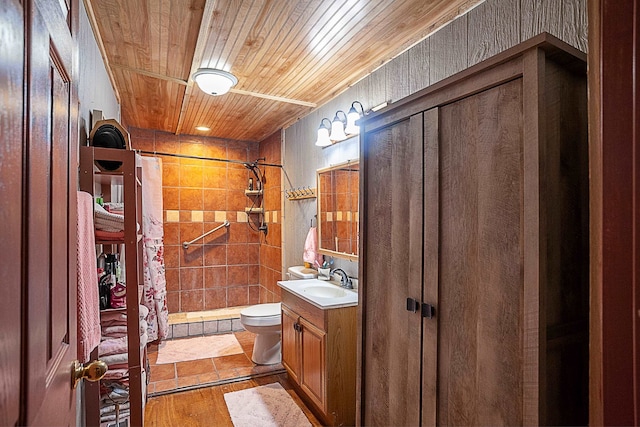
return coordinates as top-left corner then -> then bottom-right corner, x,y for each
140,155 -> 168,341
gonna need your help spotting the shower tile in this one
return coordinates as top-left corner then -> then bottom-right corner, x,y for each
203,166 -> 226,189
204,266 -> 227,288
204,189 -> 226,211
163,223 -> 180,246
165,269 -> 180,292
204,288 -> 227,310
162,163 -> 180,187
214,211 -> 227,222
227,189 -> 245,211
228,168 -> 248,189
181,289 -> 205,312
248,265 -> 259,284
228,266 -> 249,286
176,359 -> 215,377
173,323 -> 189,338
203,244 -> 226,266
166,210 -> 180,223
180,245 -> 204,267
227,244 -> 248,265
179,188 -> 204,210
177,374 -> 200,388
179,222 -> 203,242
248,285 -> 260,304
188,322 -> 204,336
179,164 -> 204,188
203,320 -> 218,335
166,291 -> 180,313
218,319 -> 232,333
228,286 -> 249,307
163,188 -> 179,210
231,318 -> 245,332
236,211 -> 248,223
180,267 -> 203,290
227,224 -> 248,243
191,210 -> 204,222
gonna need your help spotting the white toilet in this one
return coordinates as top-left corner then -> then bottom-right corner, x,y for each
240,303 -> 282,365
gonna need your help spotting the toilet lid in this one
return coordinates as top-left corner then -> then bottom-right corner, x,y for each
241,303 -> 281,318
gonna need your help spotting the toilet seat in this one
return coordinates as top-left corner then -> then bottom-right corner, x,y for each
240,303 -> 281,327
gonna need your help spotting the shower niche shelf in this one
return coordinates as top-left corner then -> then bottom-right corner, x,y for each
244,189 -> 263,196
245,207 -> 265,214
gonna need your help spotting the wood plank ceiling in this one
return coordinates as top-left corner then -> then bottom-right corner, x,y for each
86,0 -> 482,142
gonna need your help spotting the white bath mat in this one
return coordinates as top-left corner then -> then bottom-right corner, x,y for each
223,382 -> 312,427
155,334 -> 243,364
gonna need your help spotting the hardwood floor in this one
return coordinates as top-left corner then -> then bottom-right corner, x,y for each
144,373 -> 323,426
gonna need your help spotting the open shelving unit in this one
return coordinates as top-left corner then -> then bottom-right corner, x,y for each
79,146 -> 146,427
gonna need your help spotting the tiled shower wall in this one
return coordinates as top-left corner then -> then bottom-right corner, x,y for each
130,127 -> 272,313
257,132 -> 283,303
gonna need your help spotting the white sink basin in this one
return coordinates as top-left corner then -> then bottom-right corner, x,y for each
277,278 -> 358,309
303,286 -> 347,299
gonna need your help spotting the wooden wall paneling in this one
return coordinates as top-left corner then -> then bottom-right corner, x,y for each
0,1 -> 23,425
408,38 -> 430,95
385,50 -> 410,103
421,108 -> 439,427
521,0 -> 563,43
367,66 -> 387,110
561,0 -> 588,52
467,0 -> 521,66
429,14 -> 468,84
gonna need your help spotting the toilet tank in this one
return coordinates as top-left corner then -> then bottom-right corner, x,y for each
287,265 -> 318,280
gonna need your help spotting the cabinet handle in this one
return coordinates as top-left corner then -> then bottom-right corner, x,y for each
421,303 -> 435,319
406,297 -> 420,313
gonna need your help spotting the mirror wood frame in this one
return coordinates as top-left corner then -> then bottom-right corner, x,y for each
316,159 -> 359,261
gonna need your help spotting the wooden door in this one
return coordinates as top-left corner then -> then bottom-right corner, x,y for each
432,79 -> 524,425
299,317 -> 326,412
0,1 -> 25,425
360,114 -> 424,426
282,305 -> 301,383
24,0 -> 79,424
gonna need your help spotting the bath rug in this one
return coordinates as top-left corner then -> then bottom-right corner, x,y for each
156,334 -> 243,364
223,382 -> 311,427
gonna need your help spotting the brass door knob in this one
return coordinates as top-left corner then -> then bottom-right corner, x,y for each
71,359 -> 108,389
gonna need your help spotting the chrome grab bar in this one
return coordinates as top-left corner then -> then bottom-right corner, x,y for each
182,220 -> 230,248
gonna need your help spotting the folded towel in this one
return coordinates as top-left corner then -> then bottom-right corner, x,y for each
102,325 -> 128,337
302,226 -> 323,267
76,191 -> 101,362
100,402 -> 130,416
99,336 -> 128,357
94,202 -> 125,232
101,352 -> 129,366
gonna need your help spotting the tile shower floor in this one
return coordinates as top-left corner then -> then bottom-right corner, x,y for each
146,308 -> 284,395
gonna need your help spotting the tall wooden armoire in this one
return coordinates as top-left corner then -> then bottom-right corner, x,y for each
357,33 -> 589,426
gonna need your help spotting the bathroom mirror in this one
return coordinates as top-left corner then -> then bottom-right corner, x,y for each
317,160 -> 359,261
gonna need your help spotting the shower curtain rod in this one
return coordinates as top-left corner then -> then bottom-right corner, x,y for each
135,149 -> 283,168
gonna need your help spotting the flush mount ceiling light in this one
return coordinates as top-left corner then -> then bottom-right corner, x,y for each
330,110 -> 348,142
345,101 -> 365,135
195,126 -> 210,131
315,118 -> 332,147
192,68 -> 238,96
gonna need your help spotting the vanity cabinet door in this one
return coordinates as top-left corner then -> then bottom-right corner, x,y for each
281,305 -> 301,383
299,317 -> 327,412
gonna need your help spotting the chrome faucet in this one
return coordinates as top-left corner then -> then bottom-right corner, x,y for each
330,268 -> 353,289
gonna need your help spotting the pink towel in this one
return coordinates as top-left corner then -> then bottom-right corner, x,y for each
302,226 -> 323,267
77,191 -> 101,362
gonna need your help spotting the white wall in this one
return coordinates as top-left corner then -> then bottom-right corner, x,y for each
282,0 -> 587,278
77,0 -> 120,144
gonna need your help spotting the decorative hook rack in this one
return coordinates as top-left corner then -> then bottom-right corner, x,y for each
285,186 -> 316,201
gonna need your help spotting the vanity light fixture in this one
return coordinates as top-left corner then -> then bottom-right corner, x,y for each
192,68 -> 238,96
315,118 -> 333,147
345,101 -> 365,135
330,110 -> 348,142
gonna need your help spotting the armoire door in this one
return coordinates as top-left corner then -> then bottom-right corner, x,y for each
423,78 -> 524,426
360,114 -> 424,426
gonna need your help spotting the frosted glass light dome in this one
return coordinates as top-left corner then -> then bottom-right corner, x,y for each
193,68 -> 238,96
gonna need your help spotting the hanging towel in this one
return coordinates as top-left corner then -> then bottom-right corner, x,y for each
77,191 -> 101,362
302,226 -> 323,267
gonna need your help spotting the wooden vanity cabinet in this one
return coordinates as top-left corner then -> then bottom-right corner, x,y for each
358,34 -> 589,426
281,290 -> 357,426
